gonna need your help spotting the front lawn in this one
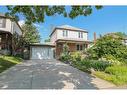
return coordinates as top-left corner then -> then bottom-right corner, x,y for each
94,66 -> 127,86
0,56 -> 22,73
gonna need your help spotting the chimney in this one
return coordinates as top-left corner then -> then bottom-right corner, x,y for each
94,32 -> 96,44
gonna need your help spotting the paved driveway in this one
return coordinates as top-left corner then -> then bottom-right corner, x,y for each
0,60 -> 116,89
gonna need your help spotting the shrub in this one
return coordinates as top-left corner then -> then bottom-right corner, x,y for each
59,43 -> 71,62
104,55 -> 126,65
71,59 -> 111,72
70,60 -> 89,72
70,52 -> 82,62
105,66 -> 127,76
59,53 -> 71,62
90,60 -> 111,71
87,33 -> 127,63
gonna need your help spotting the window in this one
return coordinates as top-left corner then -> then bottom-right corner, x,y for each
63,30 -> 68,37
77,44 -> 83,51
77,44 -> 80,50
0,35 -> 1,50
78,32 -> 83,38
81,32 -> 83,38
0,18 -> 6,28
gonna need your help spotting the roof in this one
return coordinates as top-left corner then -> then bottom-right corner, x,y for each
0,13 -> 23,33
49,25 -> 88,37
30,43 -> 55,47
56,25 -> 87,31
56,39 -> 92,43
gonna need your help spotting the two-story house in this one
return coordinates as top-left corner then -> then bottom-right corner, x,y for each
0,14 -> 22,55
29,25 -> 91,59
50,25 -> 90,58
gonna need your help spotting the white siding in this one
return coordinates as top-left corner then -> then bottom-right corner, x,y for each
50,30 -> 57,44
56,29 -> 88,41
13,22 -> 22,35
0,18 -> 22,36
0,19 -> 12,33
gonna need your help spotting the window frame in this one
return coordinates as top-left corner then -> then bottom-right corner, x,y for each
78,32 -> 83,38
76,44 -> 84,51
63,30 -> 68,37
0,18 -> 6,28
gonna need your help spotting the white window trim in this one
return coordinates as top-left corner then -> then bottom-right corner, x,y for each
78,32 -> 83,38
63,30 -> 68,37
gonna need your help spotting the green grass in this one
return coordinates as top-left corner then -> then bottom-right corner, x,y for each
0,55 -> 22,73
94,70 -> 127,86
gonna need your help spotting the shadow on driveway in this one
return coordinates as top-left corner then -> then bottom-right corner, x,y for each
0,59 -> 99,89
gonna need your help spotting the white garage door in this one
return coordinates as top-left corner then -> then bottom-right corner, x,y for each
31,46 -> 54,59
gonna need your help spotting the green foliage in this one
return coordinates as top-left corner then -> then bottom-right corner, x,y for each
6,6 -> 102,24
12,32 -> 23,56
71,59 -> 111,72
105,66 -> 127,76
114,32 -> 127,38
21,24 -> 41,45
90,60 -> 111,71
70,52 -> 82,62
59,43 -> 70,62
95,68 -> 127,86
87,33 -> 127,64
44,38 -> 50,42
0,56 -> 22,73
103,54 -> 125,65
72,60 -> 90,73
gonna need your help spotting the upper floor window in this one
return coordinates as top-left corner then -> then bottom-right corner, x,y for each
63,30 -> 68,37
78,32 -> 83,38
0,18 -> 6,28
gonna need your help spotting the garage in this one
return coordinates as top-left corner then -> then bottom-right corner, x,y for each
30,44 -> 55,59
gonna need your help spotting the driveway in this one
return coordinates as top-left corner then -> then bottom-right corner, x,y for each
0,60 -> 116,89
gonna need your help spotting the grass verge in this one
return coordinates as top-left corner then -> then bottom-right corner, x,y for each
0,55 -> 22,73
94,71 -> 127,86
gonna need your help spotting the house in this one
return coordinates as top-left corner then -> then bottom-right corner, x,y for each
30,25 -> 91,59
122,38 -> 127,45
50,25 -> 91,58
0,14 -> 22,55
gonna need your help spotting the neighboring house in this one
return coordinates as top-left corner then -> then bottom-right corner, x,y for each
30,25 -> 91,59
50,25 -> 91,58
122,38 -> 127,45
105,33 -> 127,45
0,14 -> 22,55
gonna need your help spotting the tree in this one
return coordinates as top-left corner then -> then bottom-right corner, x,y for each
21,24 -> 41,45
87,32 -> 127,61
12,33 -> 23,56
5,6 -> 103,24
44,38 -> 50,42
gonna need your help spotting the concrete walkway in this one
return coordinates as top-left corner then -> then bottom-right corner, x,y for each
0,60 -> 116,89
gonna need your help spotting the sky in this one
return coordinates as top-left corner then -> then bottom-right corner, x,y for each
0,6 -> 127,43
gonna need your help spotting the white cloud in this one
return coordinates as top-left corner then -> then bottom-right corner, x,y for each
18,20 -> 25,26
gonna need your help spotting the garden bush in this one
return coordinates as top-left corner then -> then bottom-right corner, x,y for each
70,51 -> 82,62
71,59 -> 111,72
90,60 -> 111,71
105,66 -> 127,76
87,33 -> 127,64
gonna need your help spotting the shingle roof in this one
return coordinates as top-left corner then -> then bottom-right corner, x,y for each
56,25 -> 87,32
50,25 -> 87,37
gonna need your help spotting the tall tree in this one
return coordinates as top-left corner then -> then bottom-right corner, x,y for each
21,24 -> 41,45
44,38 -> 50,42
5,6 -> 103,24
